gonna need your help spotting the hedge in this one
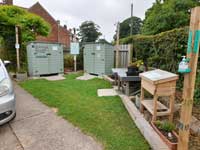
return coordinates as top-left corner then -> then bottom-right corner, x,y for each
120,27 -> 189,73
120,27 -> 200,104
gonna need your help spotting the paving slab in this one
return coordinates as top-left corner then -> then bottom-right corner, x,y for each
11,112 -> 101,150
31,75 -> 65,81
43,75 -> 65,81
13,85 -> 51,122
76,73 -> 96,80
97,89 -> 118,97
0,83 -> 102,150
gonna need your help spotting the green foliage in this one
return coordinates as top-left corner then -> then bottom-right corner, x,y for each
142,0 -> 200,35
0,5 -> 50,41
64,54 -> 74,69
120,27 -> 188,73
0,5 -> 50,70
76,45 -> 84,70
120,16 -> 142,38
78,21 -> 102,42
129,59 -> 144,68
155,120 -> 176,132
64,49 -> 84,71
194,70 -> 200,105
98,38 -> 110,44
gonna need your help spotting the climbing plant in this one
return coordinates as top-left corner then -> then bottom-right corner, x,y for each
0,5 -> 50,69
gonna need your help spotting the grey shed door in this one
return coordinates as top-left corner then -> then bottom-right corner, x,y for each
48,45 -> 61,74
94,44 -> 105,75
84,45 -> 95,74
34,45 -> 49,75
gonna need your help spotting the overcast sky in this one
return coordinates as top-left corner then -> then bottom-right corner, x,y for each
14,0 -> 155,41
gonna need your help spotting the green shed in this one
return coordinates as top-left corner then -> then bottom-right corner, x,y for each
27,42 -> 64,76
83,42 -> 114,75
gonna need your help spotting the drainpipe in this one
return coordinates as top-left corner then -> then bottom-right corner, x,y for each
57,20 -> 60,43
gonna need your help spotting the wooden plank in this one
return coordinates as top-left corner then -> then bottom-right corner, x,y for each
115,22 -> 120,68
141,79 -> 155,95
119,94 -> 170,150
140,87 -> 145,113
141,100 -> 168,115
140,69 -> 178,85
178,7 -> 200,150
169,95 -> 175,122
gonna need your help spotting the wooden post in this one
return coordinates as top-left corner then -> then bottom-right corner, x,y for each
116,22 -> 120,68
15,25 -> 20,71
178,7 -> 200,150
128,44 -> 133,65
74,55 -> 77,72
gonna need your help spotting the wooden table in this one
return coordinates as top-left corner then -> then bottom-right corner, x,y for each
139,69 -> 179,121
117,73 -> 141,96
112,68 -> 127,85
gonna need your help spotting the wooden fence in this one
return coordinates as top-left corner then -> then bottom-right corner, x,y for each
114,44 -> 132,68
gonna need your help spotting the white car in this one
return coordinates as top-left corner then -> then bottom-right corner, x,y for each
0,59 -> 16,125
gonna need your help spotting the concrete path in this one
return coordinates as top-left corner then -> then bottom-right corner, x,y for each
0,83 -> 102,150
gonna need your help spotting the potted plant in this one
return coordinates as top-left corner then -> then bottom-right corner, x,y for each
127,59 -> 144,76
16,67 -> 27,81
151,121 -> 178,150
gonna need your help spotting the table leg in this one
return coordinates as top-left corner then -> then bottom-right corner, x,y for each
114,74 -> 117,85
140,87 -> 145,113
169,94 -> 175,122
152,94 -> 158,121
118,79 -> 121,91
125,82 -> 130,96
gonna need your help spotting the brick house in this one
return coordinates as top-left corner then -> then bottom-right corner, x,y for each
1,0 -> 71,50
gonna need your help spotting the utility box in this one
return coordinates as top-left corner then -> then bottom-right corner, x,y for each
27,42 -> 64,76
84,42 -> 114,75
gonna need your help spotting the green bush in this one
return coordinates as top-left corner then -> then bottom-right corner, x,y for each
120,27 -> 189,73
76,46 -> 84,70
155,120 -> 176,132
194,70 -> 200,105
64,54 -> 74,69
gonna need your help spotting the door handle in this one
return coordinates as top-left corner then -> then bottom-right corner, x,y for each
46,53 -> 51,55
91,52 -> 95,55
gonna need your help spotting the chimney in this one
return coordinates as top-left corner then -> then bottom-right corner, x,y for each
57,20 -> 60,25
64,25 -> 67,30
5,0 -> 13,5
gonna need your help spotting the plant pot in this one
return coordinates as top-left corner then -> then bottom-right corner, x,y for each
151,122 -> 178,150
126,66 -> 139,76
16,72 -> 27,81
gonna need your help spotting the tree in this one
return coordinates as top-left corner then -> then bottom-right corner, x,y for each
142,0 -> 200,35
0,5 -> 50,69
120,16 -> 142,38
78,21 -> 102,42
0,5 -> 50,42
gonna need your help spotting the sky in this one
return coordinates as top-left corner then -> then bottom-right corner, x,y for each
14,0 -> 155,42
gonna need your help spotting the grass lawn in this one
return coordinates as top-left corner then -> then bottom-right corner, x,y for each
20,73 -> 150,150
